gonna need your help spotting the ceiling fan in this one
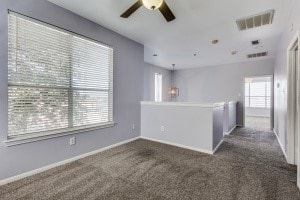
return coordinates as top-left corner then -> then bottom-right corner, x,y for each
121,0 -> 176,22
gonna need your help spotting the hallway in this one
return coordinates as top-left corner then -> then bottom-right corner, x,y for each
220,127 -> 300,199
244,76 -> 272,130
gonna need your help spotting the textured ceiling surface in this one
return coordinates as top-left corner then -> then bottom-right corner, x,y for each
48,0 -> 292,69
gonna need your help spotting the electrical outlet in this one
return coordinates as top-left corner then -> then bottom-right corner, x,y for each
69,137 -> 76,146
132,124 -> 136,130
161,125 -> 165,132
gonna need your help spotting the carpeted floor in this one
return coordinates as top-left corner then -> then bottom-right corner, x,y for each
1,127 -> 300,200
245,116 -> 271,129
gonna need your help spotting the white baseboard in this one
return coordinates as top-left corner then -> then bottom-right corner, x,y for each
0,137 -> 140,186
273,128 -> 287,161
213,139 -> 224,154
224,125 -> 237,135
140,136 -> 214,155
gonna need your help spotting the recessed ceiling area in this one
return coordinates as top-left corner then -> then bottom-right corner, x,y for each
48,0 -> 292,69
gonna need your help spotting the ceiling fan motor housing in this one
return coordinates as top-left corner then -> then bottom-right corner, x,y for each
142,0 -> 163,10
121,0 -> 175,22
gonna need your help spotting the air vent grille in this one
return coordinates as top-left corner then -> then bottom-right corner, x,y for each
252,40 -> 260,45
237,10 -> 274,31
247,52 -> 268,58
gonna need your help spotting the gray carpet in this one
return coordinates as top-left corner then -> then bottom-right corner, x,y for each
1,127 -> 300,200
245,116 -> 271,129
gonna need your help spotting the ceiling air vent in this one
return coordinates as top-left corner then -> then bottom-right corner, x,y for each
247,52 -> 268,58
236,10 -> 275,31
252,40 -> 260,45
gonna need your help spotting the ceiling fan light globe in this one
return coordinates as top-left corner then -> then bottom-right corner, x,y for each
142,0 -> 163,10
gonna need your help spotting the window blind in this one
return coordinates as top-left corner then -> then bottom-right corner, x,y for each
245,82 -> 270,108
8,11 -> 113,138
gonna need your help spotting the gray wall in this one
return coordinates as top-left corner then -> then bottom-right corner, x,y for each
143,63 -> 171,102
212,106 -> 224,149
174,59 -> 274,125
228,102 -> 237,132
274,0 -> 300,153
0,0 -> 144,180
224,101 -> 237,133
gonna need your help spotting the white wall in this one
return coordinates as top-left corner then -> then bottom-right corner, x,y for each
174,59 -> 274,126
274,0 -> 300,153
143,63 -> 171,102
141,102 -> 224,154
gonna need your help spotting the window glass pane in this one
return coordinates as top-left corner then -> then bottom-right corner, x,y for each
72,37 -> 111,90
249,82 -> 265,96
249,96 -> 266,108
266,97 -> 271,108
266,82 -> 271,96
246,80 -> 271,108
73,90 -> 109,127
155,74 -> 162,102
8,87 -> 69,136
8,15 -> 71,87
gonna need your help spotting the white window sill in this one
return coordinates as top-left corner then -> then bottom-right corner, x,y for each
3,122 -> 115,147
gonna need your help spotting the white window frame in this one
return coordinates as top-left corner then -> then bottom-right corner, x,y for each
5,11 -> 114,146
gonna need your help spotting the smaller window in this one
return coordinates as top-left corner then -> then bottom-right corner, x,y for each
155,73 -> 162,102
245,81 -> 271,108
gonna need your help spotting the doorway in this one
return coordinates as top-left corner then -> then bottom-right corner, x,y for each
287,32 -> 300,188
244,76 -> 273,130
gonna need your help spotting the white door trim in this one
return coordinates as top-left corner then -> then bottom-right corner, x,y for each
287,30 -> 300,165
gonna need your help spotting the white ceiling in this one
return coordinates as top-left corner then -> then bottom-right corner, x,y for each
48,0 -> 292,69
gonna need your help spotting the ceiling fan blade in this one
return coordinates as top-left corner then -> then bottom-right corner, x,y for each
121,0 -> 143,18
159,1 -> 176,22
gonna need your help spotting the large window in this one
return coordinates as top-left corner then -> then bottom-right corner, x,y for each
8,12 -> 114,138
245,81 -> 271,108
